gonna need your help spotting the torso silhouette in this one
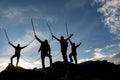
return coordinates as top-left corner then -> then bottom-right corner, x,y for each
35,36 -> 50,54
60,38 -> 68,52
71,44 -> 77,54
52,34 -> 73,53
10,43 -> 24,56
14,46 -> 22,56
39,41 -> 50,54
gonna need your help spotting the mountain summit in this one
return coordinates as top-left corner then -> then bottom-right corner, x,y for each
0,60 -> 120,80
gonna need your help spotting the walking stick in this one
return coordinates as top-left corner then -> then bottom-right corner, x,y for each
31,18 -> 36,35
66,23 -> 69,37
46,22 -> 53,40
4,29 -> 10,42
26,38 -> 35,46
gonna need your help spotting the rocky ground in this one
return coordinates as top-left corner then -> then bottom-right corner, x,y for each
0,60 -> 120,80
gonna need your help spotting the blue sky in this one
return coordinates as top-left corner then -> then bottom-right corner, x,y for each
0,0 -> 120,71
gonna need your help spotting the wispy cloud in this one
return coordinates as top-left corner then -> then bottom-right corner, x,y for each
94,0 -> 120,39
84,49 -> 91,53
65,0 -> 87,10
0,6 -> 58,25
93,48 -> 105,58
104,44 -> 116,49
94,0 -> 105,3
79,43 -> 120,64
0,7 -> 22,19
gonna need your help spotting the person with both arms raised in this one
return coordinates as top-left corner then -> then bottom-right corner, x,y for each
69,39 -> 82,64
9,42 -> 27,67
35,34 -> 52,69
52,34 -> 73,62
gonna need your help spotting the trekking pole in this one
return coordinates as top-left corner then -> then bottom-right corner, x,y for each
4,29 -> 10,43
46,22 -> 53,40
26,38 -> 35,46
31,18 -> 36,35
66,23 -> 69,37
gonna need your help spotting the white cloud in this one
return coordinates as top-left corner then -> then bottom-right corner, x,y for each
94,48 -> 102,52
94,51 -> 105,58
93,43 -> 120,59
105,44 -> 116,49
84,49 -> 91,53
93,48 -> 105,58
106,53 -> 120,64
78,43 -> 120,64
0,57 -> 10,72
94,0 -> 120,39
78,52 -> 120,64
0,57 -> 38,72
78,58 -> 91,63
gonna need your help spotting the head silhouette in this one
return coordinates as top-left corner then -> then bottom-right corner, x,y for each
45,40 -> 48,43
61,36 -> 64,40
17,44 -> 20,47
73,43 -> 75,46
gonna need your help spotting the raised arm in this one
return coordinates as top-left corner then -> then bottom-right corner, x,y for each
21,45 -> 27,49
77,42 -> 82,47
52,35 -> 60,41
38,47 -> 41,52
69,39 -> 73,45
9,42 -> 16,48
66,34 -> 73,40
35,35 -> 43,43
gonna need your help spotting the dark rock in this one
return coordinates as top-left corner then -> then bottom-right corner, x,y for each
0,60 -> 120,80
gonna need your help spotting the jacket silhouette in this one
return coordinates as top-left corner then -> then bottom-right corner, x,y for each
35,35 -> 52,69
9,42 -> 27,67
69,39 -> 81,64
52,34 -> 73,62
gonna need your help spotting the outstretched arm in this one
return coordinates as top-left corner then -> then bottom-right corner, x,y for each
66,34 -> 73,40
52,35 -> 60,41
21,45 -> 27,49
9,42 -> 16,48
35,35 -> 43,43
77,42 -> 82,47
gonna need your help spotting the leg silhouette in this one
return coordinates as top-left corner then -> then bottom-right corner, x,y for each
62,51 -> 68,62
69,53 -> 73,62
41,56 -> 45,69
49,55 -> 52,66
64,54 -> 68,62
10,55 -> 16,65
74,55 -> 77,64
16,56 -> 20,67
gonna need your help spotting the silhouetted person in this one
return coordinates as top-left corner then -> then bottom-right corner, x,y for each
35,35 -> 52,69
9,42 -> 27,67
52,34 -> 73,62
69,39 -> 81,64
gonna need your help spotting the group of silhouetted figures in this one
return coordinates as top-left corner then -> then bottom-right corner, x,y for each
7,27 -> 81,69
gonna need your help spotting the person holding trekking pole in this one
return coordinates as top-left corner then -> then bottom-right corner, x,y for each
52,34 -> 73,62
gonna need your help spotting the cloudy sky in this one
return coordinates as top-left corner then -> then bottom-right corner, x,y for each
0,0 -> 120,71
